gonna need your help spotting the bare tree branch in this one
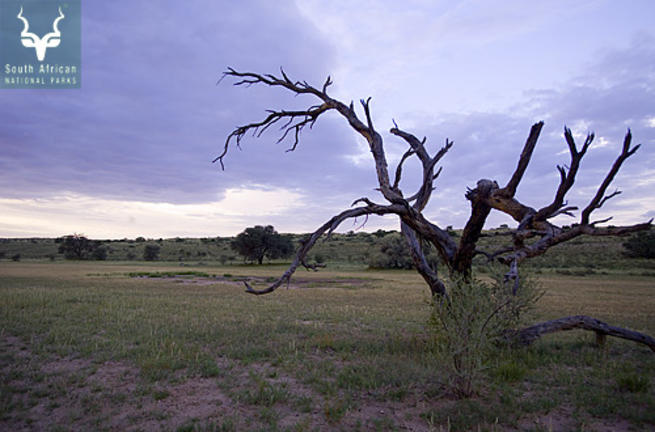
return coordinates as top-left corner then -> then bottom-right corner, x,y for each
389,126 -> 453,210
212,104 -> 331,169
534,127 -> 592,221
581,130 -> 640,224
501,121 -> 544,197
393,148 -> 416,190
244,203 -> 407,295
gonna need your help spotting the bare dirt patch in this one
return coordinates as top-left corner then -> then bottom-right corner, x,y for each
1,335 -> 444,431
1,336 -> 238,431
2,333 -> 646,431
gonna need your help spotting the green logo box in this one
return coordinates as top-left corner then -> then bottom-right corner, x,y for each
1,0 -> 81,89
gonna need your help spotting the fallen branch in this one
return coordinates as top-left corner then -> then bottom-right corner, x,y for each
512,315 -> 655,352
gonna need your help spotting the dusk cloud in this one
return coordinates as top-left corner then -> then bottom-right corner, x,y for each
1,1 -> 653,237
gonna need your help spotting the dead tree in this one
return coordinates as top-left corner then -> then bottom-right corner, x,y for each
216,68 -> 654,351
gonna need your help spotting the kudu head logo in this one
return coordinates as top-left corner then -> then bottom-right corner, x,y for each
17,6 -> 65,62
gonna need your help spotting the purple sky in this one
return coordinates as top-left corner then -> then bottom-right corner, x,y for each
1,0 -> 654,238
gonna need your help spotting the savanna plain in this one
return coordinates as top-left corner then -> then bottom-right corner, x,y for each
1,234 -> 654,431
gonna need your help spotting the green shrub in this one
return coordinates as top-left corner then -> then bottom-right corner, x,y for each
616,372 -> 650,393
430,269 -> 542,397
493,359 -> 528,382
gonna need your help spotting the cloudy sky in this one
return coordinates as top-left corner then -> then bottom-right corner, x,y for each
1,0 -> 654,238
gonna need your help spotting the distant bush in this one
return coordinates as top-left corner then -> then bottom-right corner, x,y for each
623,231 -> 655,258
616,371 -> 650,393
57,234 -> 100,260
92,246 -> 108,260
143,244 -> 161,261
0,252 -> 5,260
368,233 -> 440,270
11,253 -> 20,262
126,252 -> 136,260
135,236 -> 146,243
368,235 -> 412,269
372,229 -> 391,238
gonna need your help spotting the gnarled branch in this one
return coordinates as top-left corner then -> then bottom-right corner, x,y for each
512,315 -> 655,352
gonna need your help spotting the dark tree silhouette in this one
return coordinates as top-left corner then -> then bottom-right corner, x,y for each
143,244 -> 161,261
231,225 -> 293,264
57,234 -> 98,260
216,68 -> 654,351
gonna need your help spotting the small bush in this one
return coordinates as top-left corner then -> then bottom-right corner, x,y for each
11,253 -> 21,262
367,233 -> 412,269
240,373 -> 289,406
430,268 -> 542,397
616,372 -> 650,393
493,359 -> 528,382
368,233 -> 442,270
623,231 -> 655,258
92,246 -> 108,260
143,244 -> 161,261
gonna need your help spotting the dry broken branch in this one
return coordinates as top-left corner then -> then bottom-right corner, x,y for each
512,315 -> 655,352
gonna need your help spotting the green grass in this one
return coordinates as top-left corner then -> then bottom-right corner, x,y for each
0,260 -> 654,430
127,270 -> 212,278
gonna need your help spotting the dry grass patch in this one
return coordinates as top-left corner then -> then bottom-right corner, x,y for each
1,261 -> 654,430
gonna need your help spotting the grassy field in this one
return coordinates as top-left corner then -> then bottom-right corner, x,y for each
1,260 -> 654,431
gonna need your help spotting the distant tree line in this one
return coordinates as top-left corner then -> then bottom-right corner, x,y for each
2,229 -> 652,266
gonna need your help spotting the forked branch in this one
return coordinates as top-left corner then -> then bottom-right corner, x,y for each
581,130 -> 639,224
